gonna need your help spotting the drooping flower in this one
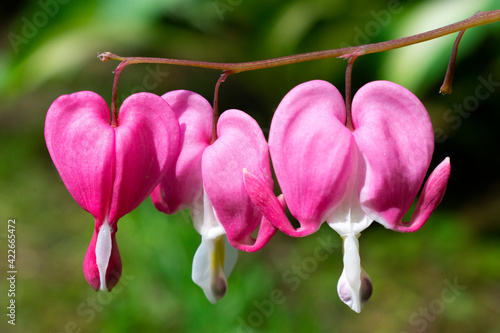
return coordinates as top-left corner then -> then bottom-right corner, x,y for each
202,108 -> 280,252
45,91 -> 180,291
244,80 -> 451,312
151,90 -> 236,303
152,90 -> 278,302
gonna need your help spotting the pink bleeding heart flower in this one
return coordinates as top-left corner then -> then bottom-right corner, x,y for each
151,90 -> 237,303
202,109 -> 279,252
152,90 -> 278,303
45,91 -> 180,291
244,80 -> 451,312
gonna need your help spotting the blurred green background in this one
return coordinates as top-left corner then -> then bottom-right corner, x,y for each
1,0 -> 500,332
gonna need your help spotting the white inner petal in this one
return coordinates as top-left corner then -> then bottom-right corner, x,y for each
190,185 -> 239,303
222,236 -> 238,279
327,149 -> 373,236
344,235 -> 360,286
344,233 -> 361,311
192,236 -> 214,301
95,220 -> 112,291
192,186 -> 225,239
192,235 -> 234,303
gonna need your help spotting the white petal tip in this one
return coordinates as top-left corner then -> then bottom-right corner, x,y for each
192,236 -> 234,303
337,268 -> 373,313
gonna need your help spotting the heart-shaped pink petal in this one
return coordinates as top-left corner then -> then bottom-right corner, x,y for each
269,80 -> 354,235
202,109 -> 276,251
45,91 -> 180,291
45,91 -> 180,226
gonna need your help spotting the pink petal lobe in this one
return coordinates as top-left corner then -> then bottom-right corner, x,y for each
202,110 -> 274,251
351,81 -> 434,228
243,169 -> 316,237
395,157 -> 451,232
235,194 -> 282,252
269,80 -> 354,232
152,90 -> 213,214
83,224 -> 122,291
45,91 -> 115,225
109,93 -> 180,223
